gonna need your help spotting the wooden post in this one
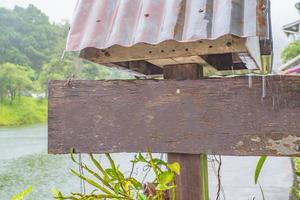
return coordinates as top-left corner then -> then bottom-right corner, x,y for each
164,64 -> 209,200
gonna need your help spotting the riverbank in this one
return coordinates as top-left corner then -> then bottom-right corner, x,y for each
0,97 -> 47,126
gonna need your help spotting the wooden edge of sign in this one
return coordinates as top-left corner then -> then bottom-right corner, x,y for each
48,76 -> 300,157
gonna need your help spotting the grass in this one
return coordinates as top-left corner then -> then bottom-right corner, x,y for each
0,96 -> 47,126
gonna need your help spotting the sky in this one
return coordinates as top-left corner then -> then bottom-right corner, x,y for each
0,0 -> 299,70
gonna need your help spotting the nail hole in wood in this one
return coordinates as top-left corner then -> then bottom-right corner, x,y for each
161,50 -> 164,53
149,51 -> 152,54
226,42 -> 232,47
185,48 -> 189,51
209,45 -> 213,48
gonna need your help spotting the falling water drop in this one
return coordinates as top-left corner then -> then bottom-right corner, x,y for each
261,75 -> 266,103
248,73 -> 252,89
262,75 -> 266,98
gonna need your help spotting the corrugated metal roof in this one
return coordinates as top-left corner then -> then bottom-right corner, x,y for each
66,0 -> 268,51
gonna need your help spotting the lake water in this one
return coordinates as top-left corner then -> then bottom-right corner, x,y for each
0,125 -> 293,200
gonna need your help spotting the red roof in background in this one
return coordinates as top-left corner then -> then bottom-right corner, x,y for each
287,65 -> 300,74
66,0 -> 268,52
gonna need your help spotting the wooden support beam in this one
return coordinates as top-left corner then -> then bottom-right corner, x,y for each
168,154 -> 203,199
163,64 -> 203,80
163,63 -> 207,200
49,76 -> 300,156
113,61 -> 163,75
201,53 -> 246,71
80,35 -> 247,64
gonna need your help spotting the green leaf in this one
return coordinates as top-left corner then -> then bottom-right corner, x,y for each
152,158 -> 167,166
158,172 -> 174,185
113,183 -> 121,193
167,162 -> 180,175
136,153 -> 147,163
127,177 -> 143,189
138,193 -> 149,200
156,183 -> 176,191
70,148 -> 77,163
70,169 -> 113,195
51,187 -> 63,200
89,154 -> 109,180
254,155 -> 267,184
11,186 -> 32,200
105,168 -> 117,179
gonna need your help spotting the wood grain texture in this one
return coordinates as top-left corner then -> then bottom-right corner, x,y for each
163,64 -> 202,80
80,35 -> 247,64
168,154 -> 202,199
165,63 -> 204,200
48,76 -> 300,156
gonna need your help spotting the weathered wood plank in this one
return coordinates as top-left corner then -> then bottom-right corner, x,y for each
49,76 -> 300,156
168,154 -> 202,199
164,63 -> 206,200
80,35 -> 248,64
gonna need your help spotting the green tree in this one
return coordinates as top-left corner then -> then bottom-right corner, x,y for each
0,5 -> 68,72
38,56 -> 112,93
0,63 -> 35,104
281,40 -> 300,63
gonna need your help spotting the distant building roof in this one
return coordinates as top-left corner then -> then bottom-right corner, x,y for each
283,19 -> 300,35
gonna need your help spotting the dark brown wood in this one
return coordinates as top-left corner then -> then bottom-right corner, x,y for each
168,154 -> 202,199
113,61 -> 163,75
48,76 -> 300,156
164,64 -> 203,200
260,39 -> 273,55
201,53 -> 246,70
163,64 -> 202,80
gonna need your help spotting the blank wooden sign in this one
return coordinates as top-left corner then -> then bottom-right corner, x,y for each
48,76 -> 300,156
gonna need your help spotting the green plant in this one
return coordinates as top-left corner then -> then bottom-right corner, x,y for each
11,186 -> 32,200
254,156 -> 267,200
53,149 -> 180,200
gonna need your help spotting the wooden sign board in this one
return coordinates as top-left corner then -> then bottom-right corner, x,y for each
49,76 -> 300,156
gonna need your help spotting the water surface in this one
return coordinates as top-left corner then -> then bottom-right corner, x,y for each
0,125 -> 293,199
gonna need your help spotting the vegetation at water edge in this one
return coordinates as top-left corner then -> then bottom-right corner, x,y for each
0,97 -> 47,126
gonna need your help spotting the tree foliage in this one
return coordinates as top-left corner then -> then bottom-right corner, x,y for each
0,5 -> 133,97
0,63 -> 35,104
0,5 -> 67,71
281,40 -> 300,63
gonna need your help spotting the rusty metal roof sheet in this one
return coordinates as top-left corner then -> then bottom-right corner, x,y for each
66,0 -> 268,51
